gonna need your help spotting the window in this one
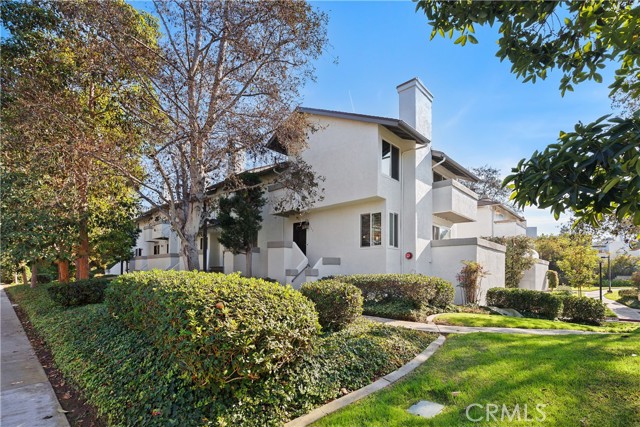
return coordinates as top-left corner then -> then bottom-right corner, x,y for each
133,248 -> 143,257
382,140 -> 400,180
432,225 -> 450,241
153,244 -> 162,255
389,212 -> 399,248
361,212 -> 382,247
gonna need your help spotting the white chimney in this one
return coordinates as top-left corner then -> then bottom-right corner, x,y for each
396,77 -> 433,142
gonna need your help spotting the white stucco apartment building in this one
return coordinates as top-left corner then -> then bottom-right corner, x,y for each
110,78 -> 548,303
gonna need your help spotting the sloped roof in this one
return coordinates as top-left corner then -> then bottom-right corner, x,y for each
431,149 -> 479,182
267,107 -> 431,154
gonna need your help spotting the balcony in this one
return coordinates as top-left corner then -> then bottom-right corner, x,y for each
151,223 -> 170,240
432,179 -> 478,223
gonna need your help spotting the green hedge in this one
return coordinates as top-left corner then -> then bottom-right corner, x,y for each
106,270 -> 319,392
300,279 -> 363,332
47,278 -> 109,307
560,295 -> 606,325
337,274 -> 454,321
6,283 -> 436,426
619,288 -> 639,298
611,279 -> 632,287
486,288 -> 563,320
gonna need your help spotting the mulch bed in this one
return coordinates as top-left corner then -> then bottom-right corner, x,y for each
6,292 -> 106,427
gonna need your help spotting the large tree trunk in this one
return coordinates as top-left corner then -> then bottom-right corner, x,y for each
30,262 -> 38,288
182,235 -> 200,271
76,217 -> 90,280
57,259 -> 70,284
21,267 -> 28,286
245,248 -> 252,277
179,196 -> 204,271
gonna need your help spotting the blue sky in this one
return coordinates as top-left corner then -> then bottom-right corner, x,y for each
302,1 -> 616,235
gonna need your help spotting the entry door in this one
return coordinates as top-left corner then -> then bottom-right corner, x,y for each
293,222 -> 307,255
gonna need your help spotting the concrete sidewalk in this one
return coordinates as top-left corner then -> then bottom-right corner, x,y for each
585,289 -> 640,321
365,315 -> 611,335
1,287 -> 69,427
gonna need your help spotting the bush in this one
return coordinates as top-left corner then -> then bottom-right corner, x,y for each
619,288 -> 639,298
36,273 -> 53,284
106,270 -> 319,393
560,295 -> 606,325
610,278 -> 632,287
47,278 -> 109,307
338,274 -> 454,321
547,270 -> 559,289
300,279 -> 363,332
632,271 -> 640,290
485,236 -> 535,288
553,285 -> 574,297
486,288 -> 564,320
456,261 -> 488,305
7,283 -> 435,427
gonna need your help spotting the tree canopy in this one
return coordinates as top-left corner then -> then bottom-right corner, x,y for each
217,173 -> 266,276
416,0 -> 640,230
1,0 -> 153,281
466,164 -> 514,206
83,0 -> 328,270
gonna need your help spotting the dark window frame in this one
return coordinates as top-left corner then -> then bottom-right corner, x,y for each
382,140 -> 400,181
389,212 -> 399,248
361,212 -> 382,247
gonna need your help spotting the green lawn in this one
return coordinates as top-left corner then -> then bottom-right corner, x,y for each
313,332 -> 640,427
434,313 -> 640,333
605,290 -> 640,310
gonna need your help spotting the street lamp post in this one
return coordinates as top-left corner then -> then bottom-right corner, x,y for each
607,254 -> 611,293
599,259 -> 603,302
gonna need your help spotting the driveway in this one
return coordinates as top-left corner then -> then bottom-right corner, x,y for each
585,289 -> 640,321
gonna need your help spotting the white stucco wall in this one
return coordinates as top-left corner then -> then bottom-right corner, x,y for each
295,116 -> 380,209
430,238 -> 506,305
455,206 -> 494,238
519,259 -> 549,291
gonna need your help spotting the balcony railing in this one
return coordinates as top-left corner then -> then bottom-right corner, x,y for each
432,179 -> 478,223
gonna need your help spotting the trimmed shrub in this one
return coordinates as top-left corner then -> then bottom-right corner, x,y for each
632,271 -> 640,290
619,288 -> 639,298
300,279 -> 363,331
561,295 -> 606,325
47,278 -> 109,307
610,278 -> 632,287
7,283 -> 435,427
338,274 -> 454,321
554,285 -> 573,297
106,270 -> 319,392
486,287 -> 563,320
547,270 -> 559,289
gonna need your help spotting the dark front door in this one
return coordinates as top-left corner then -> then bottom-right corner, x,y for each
293,222 -> 307,255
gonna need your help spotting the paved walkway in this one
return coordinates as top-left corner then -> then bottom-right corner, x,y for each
1,287 -> 69,427
585,289 -> 640,321
365,316 -> 611,335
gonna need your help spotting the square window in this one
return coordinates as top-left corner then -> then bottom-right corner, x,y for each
361,212 -> 382,247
